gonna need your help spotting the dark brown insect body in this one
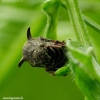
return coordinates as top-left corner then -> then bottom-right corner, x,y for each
18,27 -> 68,74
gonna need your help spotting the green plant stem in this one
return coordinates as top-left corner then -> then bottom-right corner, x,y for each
83,15 -> 100,33
42,0 -> 61,39
62,1 -> 98,61
65,0 -> 91,47
61,2 -> 100,34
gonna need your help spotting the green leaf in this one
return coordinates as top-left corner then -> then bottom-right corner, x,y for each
67,40 -> 100,100
54,66 -> 70,76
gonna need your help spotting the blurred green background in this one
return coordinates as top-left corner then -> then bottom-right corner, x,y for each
0,0 -> 100,100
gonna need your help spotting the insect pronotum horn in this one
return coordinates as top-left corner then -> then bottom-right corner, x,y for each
18,57 -> 25,67
27,27 -> 32,40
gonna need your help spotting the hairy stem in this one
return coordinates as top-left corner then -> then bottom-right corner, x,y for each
61,2 -> 100,34
65,0 -> 91,46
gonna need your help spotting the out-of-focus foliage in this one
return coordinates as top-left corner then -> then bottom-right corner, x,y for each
0,0 -> 100,100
